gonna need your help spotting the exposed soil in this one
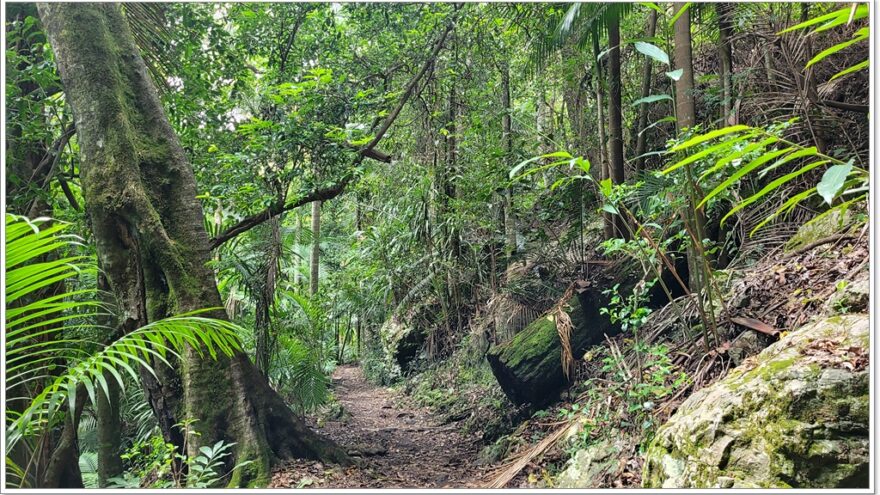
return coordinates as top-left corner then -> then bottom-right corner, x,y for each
269,365 -> 486,488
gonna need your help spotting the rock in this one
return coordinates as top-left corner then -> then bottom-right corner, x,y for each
556,436 -> 626,488
726,330 -> 767,367
784,207 -> 853,253
379,315 -> 424,371
826,272 -> 869,315
486,288 -> 620,407
643,314 -> 869,489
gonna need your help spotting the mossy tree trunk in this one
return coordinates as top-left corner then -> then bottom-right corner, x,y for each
38,3 -> 349,486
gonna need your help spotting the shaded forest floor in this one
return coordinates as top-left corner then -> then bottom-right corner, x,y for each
270,365 -> 486,488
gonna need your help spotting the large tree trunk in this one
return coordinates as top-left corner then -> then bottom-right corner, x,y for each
673,3 -> 697,130
672,2 -> 708,294
606,10 -> 627,239
634,9 -> 658,173
38,3 -> 349,486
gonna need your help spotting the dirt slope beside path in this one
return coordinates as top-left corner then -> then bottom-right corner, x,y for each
270,365 -> 485,488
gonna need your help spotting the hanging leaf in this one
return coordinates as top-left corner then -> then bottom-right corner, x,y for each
631,94 -> 672,106
633,41 -> 669,65
665,68 -> 684,81
601,204 -> 619,215
599,178 -> 613,197
817,162 -> 853,205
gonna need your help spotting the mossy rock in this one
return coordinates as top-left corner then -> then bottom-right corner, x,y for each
556,436 -> 627,488
379,315 -> 424,372
643,314 -> 869,488
784,207 -> 854,253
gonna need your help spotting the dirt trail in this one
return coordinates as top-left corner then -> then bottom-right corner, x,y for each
270,365 -> 486,488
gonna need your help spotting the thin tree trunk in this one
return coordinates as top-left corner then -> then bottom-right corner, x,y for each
96,375 -> 122,487
592,35 -> 614,241
607,9 -> 627,238
96,274 -> 123,487
255,216 -> 282,376
310,201 -> 321,297
717,3 -> 735,124
634,9 -> 658,173
39,4 -> 349,486
500,62 -> 517,259
294,208 -> 302,287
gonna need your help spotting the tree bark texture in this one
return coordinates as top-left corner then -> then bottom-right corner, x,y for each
606,10 -> 627,238
38,3 -> 349,487
634,9 -> 658,173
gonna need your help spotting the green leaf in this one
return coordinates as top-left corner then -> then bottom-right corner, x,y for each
599,178 -> 613,197
817,162 -> 853,205
574,157 -> 591,174
663,133 -> 756,175
638,116 -> 676,136
633,41 -> 669,65
631,94 -> 672,106
777,5 -> 867,34
665,69 -> 684,81
697,147 -> 795,208
640,2 -> 664,14
668,2 -> 692,28
830,60 -> 869,81
722,160 -> 829,225
601,204 -> 619,215
670,125 -> 751,152
806,29 -> 868,68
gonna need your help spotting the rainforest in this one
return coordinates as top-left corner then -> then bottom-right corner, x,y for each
4,1 -> 872,490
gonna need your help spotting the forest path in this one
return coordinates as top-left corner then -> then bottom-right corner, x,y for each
269,365 -> 485,488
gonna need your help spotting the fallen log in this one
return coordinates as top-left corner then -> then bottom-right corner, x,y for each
486,289 -> 620,407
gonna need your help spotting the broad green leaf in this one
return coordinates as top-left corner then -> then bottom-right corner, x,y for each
697,147 -> 795,208
665,69 -> 684,81
574,157 -> 591,174
633,41 -> 669,65
599,178 -> 613,197
699,136 -> 778,180
722,159 -> 829,225
632,94 -> 673,106
816,162 -> 853,205
640,2 -> 664,14
601,204 -> 619,215
777,5 -> 867,34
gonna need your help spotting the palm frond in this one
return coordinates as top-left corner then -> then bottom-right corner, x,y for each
4,214 -> 245,465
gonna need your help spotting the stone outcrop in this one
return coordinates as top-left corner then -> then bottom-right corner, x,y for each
643,314 -> 869,488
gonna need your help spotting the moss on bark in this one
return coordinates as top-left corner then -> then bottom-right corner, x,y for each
38,3 -> 349,486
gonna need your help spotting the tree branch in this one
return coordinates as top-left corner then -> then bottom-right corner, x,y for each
817,98 -> 869,114
209,176 -> 353,250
